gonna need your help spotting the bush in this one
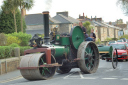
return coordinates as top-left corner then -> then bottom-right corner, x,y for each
0,46 -> 32,59
105,37 -> 112,42
6,35 -> 21,45
0,46 -> 12,58
9,43 -> 20,47
20,46 -> 32,56
95,38 -> 101,45
0,33 -> 6,46
120,35 -> 128,39
9,32 -> 32,46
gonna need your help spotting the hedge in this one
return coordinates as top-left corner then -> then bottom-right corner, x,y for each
6,32 -> 32,46
0,46 -> 32,59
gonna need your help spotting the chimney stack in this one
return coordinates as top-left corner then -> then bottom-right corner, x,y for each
43,11 -> 50,45
95,16 -> 97,21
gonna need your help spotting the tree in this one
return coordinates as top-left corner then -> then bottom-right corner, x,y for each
19,0 -> 34,32
1,0 -> 20,33
117,0 -> 128,15
83,21 -> 93,35
0,9 -> 26,34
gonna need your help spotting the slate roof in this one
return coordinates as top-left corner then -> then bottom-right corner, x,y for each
92,21 -> 121,30
25,14 -> 60,25
53,14 -> 79,24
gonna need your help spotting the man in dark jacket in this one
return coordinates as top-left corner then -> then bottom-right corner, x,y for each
90,29 -> 96,42
79,22 -> 93,41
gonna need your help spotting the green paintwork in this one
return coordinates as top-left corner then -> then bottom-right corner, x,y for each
98,46 -> 110,52
98,46 -> 114,58
56,34 -> 60,41
54,46 -> 70,57
71,26 -> 84,49
109,46 -> 113,58
60,37 -> 70,45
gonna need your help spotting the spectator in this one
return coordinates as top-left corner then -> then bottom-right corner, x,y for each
90,29 -> 96,42
79,22 -> 93,41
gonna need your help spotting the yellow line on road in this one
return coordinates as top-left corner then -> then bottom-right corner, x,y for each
0,76 -> 23,83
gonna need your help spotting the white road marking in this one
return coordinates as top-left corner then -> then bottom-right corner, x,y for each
0,76 -> 23,83
102,78 -> 117,80
121,78 -> 128,80
78,71 -> 84,79
63,71 -> 76,79
82,77 -> 97,79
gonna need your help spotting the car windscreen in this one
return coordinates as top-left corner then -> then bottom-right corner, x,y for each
110,44 -> 126,50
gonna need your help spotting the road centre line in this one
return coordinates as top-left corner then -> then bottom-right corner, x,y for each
78,71 -> 84,79
63,71 -> 77,79
0,76 -> 23,83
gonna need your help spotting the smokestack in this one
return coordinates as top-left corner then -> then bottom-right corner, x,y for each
43,11 -> 50,45
83,13 -> 84,16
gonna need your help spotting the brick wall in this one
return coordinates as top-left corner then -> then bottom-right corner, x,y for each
0,57 -> 21,75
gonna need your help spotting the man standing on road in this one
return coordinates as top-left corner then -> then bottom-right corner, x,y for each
79,22 -> 93,41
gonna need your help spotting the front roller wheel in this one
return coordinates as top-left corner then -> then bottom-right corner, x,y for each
20,53 -> 56,80
77,42 -> 99,74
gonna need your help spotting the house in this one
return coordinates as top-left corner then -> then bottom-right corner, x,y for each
53,11 -> 79,33
25,13 -> 60,30
108,19 -> 128,35
77,13 -> 122,41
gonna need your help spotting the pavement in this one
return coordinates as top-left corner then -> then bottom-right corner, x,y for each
0,60 -> 128,85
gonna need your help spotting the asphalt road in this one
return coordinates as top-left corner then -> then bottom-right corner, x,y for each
0,60 -> 128,85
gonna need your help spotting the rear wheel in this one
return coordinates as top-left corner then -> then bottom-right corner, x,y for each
77,42 -> 99,74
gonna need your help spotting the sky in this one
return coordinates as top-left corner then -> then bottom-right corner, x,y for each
0,0 -> 128,23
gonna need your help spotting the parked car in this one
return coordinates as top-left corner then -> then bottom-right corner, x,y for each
108,41 -> 116,46
109,43 -> 128,61
120,38 -> 127,42
117,39 -> 124,42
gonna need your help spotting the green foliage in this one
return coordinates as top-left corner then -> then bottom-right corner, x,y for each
9,43 -> 20,47
95,38 -> 101,45
83,21 -> 93,35
37,34 -> 44,38
120,35 -> 128,39
0,8 -> 26,33
0,46 -> 12,58
105,37 -> 112,41
0,46 -> 32,59
8,32 -> 32,46
6,35 -> 21,46
0,33 -> 7,46
20,46 -> 32,56
112,38 -> 118,41
117,0 -> 128,15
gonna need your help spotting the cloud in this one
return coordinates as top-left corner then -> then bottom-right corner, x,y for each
45,0 -> 52,11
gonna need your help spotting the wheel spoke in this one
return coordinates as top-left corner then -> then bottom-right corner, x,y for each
41,58 -> 45,64
86,63 -> 89,69
90,50 -> 93,55
85,51 -> 88,55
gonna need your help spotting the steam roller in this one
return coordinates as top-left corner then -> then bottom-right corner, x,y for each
18,11 -> 99,80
